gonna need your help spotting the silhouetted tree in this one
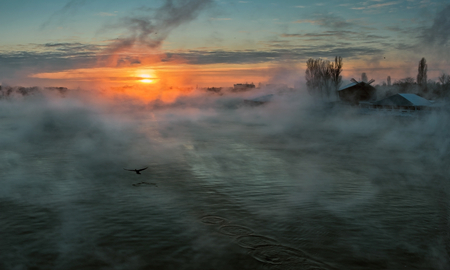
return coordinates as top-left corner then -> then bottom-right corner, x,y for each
387,76 -> 391,86
330,56 -> 343,91
438,73 -> 450,85
305,56 -> 343,100
438,73 -> 450,99
417,57 -> 427,91
394,77 -> 415,93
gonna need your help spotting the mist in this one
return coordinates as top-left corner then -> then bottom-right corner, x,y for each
101,0 -> 213,62
1,84 -> 450,269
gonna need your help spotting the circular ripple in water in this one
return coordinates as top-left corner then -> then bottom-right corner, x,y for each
250,245 -> 330,269
235,235 -> 279,249
218,225 -> 254,236
200,216 -> 228,225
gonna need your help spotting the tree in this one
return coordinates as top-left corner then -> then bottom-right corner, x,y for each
305,56 -> 343,100
438,73 -> 450,99
305,58 -> 322,96
438,73 -> 450,85
417,57 -> 427,91
394,77 -> 415,93
361,72 -> 368,83
330,56 -> 343,91
387,76 -> 391,86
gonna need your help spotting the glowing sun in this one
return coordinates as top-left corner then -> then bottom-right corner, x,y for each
139,73 -> 156,84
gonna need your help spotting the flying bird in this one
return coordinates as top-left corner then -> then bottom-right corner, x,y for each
124,167 -> 149,174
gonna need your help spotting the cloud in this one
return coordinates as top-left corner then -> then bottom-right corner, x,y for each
96,12 -> 117,17
209,17 -> 232,21
163,46 -> 384,64
41,0 -> 92,29
280,30 -> 389,45
421,4 -> 450,46
0,40 -> 384,84
407,4 -> 450,62
281,31 -> 359,39
102,0 -> 213,55
294,13 -> 352,29
0,43 -> 102,83
351,1 -> 400,10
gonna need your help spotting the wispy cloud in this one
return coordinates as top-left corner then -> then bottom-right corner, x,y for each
280,30 -> 388,44
420,4 -> 450,46
294,13 -> 352,29
351,1 -> 400,10
209,17 -> 232,21
96,12 -> 117,17
41,0 -> 92,29
102,0 -> 213,58
0,40 -> 384,77
162,45 -> 384,64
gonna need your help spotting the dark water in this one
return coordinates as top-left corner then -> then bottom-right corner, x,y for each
1,102 -> 450,270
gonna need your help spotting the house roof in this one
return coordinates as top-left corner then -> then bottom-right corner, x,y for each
398,93 -> 430,106
374,93 -> 430,107
338,81 -> 375,92
338,82 -> 358,91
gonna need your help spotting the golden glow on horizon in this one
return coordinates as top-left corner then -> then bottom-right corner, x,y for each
138,73 -> 156,84
140,78 -> 154,83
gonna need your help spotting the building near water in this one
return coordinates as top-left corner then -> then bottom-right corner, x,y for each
370,93 -> 431,110
338,79 -> 376,105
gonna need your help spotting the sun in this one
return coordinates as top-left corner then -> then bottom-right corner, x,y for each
138,72 -> 156,84
140,78 -> 154,83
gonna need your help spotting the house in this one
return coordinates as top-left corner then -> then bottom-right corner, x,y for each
338,79 -> 376,105
370,93 -> 431,110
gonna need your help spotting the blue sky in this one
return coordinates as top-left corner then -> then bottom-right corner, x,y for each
1,0 -> 449,87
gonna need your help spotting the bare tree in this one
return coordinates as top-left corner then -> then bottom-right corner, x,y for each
305,56 -> 343,100
439,73 -> 450,99
330,56 -> 343,91
417,57 -> 427,91
394,77 -> 415,93
305,58 -> 322,96
361,72 -> 368,83
438,73 -> 450,85
387,76 -> 391,86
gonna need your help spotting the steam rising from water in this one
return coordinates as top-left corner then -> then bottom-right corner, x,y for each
1,87 -> 450,269
103,0 -> 213,62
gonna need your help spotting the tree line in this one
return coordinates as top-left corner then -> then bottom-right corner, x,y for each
305,56 -> 342,100
381,58 -> 450,99
305,56 -> 450,100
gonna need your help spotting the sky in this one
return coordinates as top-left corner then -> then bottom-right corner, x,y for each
1,0 -> 450,90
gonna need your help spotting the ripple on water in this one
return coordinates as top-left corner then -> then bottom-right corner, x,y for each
218,225 -> 254,236
200,216 -> 228,225
250,245 -> 331,269
235,235 -> 279,249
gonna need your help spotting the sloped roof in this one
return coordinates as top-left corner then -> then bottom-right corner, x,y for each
338,82 -> 358,91
338,81 -> 375,92
374,93 -> 430,106
398,93 -> 430,106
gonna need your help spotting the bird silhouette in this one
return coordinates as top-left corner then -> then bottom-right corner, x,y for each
124,167 -> 148,174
